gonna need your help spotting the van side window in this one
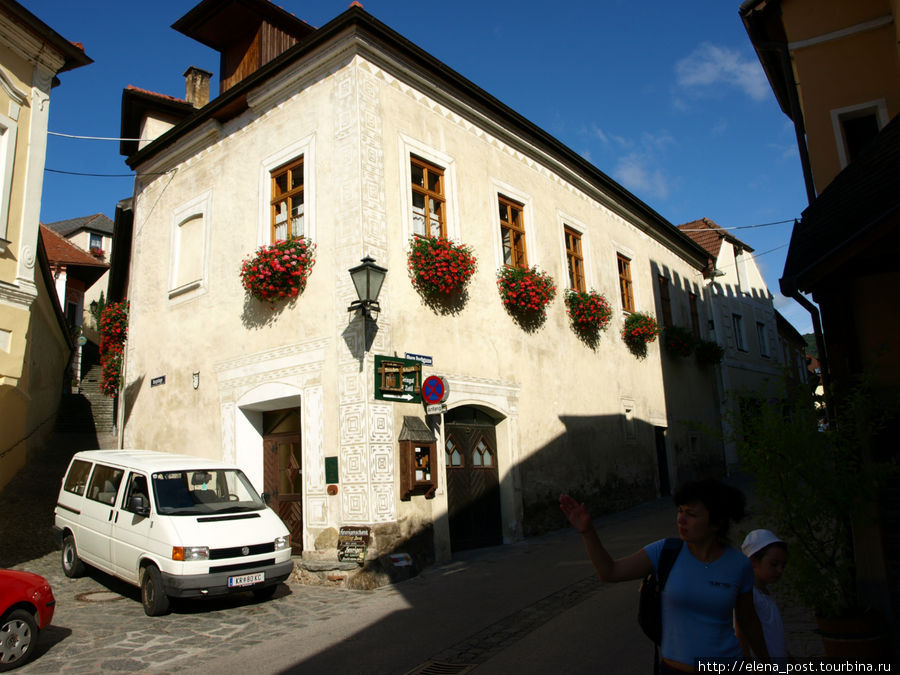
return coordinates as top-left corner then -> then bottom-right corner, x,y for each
63,459 -> 93,496
123,473 -> 150,513
87,464 -> 124,506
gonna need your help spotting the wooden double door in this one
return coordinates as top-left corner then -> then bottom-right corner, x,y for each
262,409 -> 303,554
444,408 -> 502,551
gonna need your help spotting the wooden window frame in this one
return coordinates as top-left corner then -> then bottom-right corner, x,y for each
756,321 -> 770,357
270,157 -> 304,242
658,275 -> 672,328
499,195 -> 527,268
564,226 -> 585,292
410,155 -> 446,239
689,292 -> 701,339
617,253 -> 635,312
733,313 -> 747,352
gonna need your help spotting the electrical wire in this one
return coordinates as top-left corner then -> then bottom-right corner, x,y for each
45,168 -> 167,177
49,131 -> 150,142
678,218 -> 795,232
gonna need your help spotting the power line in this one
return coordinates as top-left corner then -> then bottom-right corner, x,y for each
45,168 -> 167,177
679,219 -> 795,232
49,131 -> 150,142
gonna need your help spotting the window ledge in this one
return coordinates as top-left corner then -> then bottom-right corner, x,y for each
168,280 -> 202,299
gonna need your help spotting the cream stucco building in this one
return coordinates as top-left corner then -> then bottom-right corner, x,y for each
116,0 -> 727,570
0,1 -> 91,491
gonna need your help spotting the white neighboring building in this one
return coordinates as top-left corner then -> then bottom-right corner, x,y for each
115,0 -> 727,572
43,213 -> 114,330
678,218 -> 788,465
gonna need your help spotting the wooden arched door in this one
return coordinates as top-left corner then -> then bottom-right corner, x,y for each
262,409 -> 303,554
444,407 -> 502,551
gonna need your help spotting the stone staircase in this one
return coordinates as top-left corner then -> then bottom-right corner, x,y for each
56,364 -> 115,433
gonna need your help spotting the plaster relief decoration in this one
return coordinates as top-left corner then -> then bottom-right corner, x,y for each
341,444 -> 369,484
342,483 -> 369,523
333,58 -> 393,524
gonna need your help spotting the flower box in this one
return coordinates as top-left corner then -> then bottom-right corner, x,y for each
695,339 -> 725,366
496,265 -> 556,318
662,325 -> 696,358
407,235 -> 477,297
622,311 -> 659,358
240,236 -> 316,304
564,289 -> 612,336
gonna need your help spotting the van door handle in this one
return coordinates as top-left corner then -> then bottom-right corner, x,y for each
108,511 -> 113,522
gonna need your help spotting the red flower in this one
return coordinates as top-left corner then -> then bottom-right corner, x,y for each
240,236 -> 316,304
496,265 -> 556,317
407,236 -> 477,296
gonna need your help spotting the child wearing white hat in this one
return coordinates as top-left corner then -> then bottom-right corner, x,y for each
737,529 -> 790,663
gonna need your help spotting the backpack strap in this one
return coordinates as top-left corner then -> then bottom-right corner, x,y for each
657,537 -> 683,590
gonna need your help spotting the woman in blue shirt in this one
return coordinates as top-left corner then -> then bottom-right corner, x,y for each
560,479 -> 769,672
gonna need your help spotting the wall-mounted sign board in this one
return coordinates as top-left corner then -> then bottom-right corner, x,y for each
374,355 -> 422,403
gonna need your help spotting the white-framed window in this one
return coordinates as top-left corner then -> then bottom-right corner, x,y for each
831,99 -> 888,169
558,213 -> 592,292
491,180 -> 535,270
732,313 -> 747,352
0,111 -> 18,241
259,135 -> 316,246
398,135 -> 459,241
168,191 -> 211,302
611,241 -> 639,313
756,321 -> 770,358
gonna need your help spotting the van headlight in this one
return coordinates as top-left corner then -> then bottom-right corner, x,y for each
172,546 -> 209,561
274,535 -> 290,551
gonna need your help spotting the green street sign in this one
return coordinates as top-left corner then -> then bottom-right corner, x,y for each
374,355 -> 422,403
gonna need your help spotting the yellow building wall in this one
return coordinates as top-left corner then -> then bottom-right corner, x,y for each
782,0 -> 900,192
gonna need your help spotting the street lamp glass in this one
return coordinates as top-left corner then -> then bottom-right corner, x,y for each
349,256 -> 387,304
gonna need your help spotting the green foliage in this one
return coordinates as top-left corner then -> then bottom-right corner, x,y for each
803,333 -> 818,358
662,325 -> 696,358
695,339 -> 725,366
734,381 -> 894,617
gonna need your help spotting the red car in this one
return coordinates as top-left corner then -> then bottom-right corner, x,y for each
0,569 -> 55,671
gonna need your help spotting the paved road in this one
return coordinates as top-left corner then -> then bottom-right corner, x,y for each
3,431 -> 825,673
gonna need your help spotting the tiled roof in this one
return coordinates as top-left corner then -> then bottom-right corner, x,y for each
783,113 -> 900,292
677,217 -> 754,262
40,226 -> 108,268
124,85 -> 189,106
43,213 -> 114,236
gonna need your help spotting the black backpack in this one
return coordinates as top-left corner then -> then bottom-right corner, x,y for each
638,537 -> 683,644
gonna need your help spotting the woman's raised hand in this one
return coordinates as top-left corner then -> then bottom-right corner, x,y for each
559,494 -> 593,534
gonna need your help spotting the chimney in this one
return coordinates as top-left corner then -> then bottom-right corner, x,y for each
184,66 -> 212,108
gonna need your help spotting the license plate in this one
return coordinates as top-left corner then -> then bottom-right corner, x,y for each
228,572 -> 264,588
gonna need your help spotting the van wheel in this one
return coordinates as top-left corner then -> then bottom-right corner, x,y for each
61,534 -> 86,578
0,609 -> 39,671
141,565 -> 171,616
252,584 -> 277,601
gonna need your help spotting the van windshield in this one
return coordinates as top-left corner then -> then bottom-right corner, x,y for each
151,469 -> 266,515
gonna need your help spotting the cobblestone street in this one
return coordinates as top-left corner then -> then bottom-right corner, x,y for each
2,431 -> 828,674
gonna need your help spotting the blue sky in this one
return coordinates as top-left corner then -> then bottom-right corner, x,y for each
29,0 -> 813,333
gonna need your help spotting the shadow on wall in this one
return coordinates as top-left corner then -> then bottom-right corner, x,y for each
0,430 -> 107,567
283,407 -> 724,672
121,374 -> 145,435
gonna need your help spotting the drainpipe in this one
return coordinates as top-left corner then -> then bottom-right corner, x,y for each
758,41 -> 817,205
781,276 -> 832,427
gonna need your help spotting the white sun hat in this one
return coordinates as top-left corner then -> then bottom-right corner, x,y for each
741,529 -> 785,557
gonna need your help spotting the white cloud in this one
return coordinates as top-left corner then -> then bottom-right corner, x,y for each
675,43 -> 769,101
589,124 -> 609,144
613,153 -> 670,200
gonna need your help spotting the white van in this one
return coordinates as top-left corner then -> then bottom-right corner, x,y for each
54,450 -> 294,616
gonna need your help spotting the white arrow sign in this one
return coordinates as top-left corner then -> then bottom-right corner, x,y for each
382,393 -> 415,401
